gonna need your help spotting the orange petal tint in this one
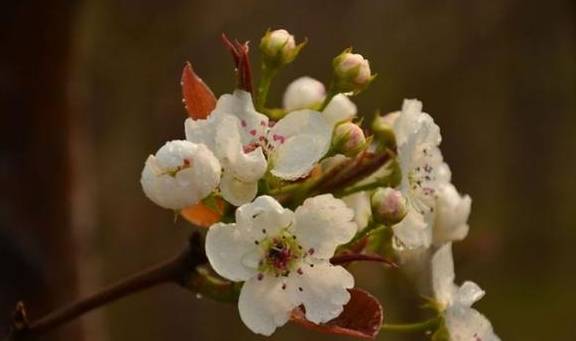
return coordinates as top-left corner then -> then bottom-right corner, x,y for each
180,199 -> 224,228
181,62 -> 217,119
291,288 -> 383,340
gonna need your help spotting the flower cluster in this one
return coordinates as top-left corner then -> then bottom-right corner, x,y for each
140,29 -> 499,340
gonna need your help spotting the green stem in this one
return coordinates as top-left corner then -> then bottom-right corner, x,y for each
256,64 -> 277,111
380,317 -> 440,333
319,85 -> 337,111
340,220 -> 385,250
337,181 -> 381,197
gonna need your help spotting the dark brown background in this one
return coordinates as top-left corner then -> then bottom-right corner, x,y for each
1,0 -> 575,340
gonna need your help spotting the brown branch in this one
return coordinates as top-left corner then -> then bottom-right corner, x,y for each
330,253 -> 398,268
6,233 -> 207,340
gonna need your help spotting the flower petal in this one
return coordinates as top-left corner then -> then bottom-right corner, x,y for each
270,134 -> 327,180
292,194 -> 356,259
283,77 -> 326,111
215,114 -> 267,182
269,109 -> 332,180
289,261 -> 354,324
184,116 -> 218,151
235,195 -> 294,240
323,94 -> 357,127
455,281 -> 485,307
205,222 -> 259,281
215,90 -> 269,145
433,183 -> 471,246
238,275 -> 299,336
392,208 -> 431,249
444,305 -> 500,341
431,243 -> 457,307
342,191 -> 372,231
140,141 -> 221,210
219,170 -> 258,206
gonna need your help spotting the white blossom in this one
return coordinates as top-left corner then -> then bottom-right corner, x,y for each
140,140 -> 221,210
186,90 -> 354,206
431,244 -> 500,341
391,99 -> 448,249
205,195 -> 357,335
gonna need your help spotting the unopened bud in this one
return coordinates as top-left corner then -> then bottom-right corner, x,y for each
332,49 -> 375,94
333,122 -> 366,157
260,29 -> 305,66
371,187 -> 407,225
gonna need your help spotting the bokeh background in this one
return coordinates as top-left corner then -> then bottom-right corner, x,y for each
1,0 -> 575,340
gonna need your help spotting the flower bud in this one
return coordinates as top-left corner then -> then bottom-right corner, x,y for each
371,112 -> 398,149
260,29 -> 305,66
283,76 -> 326,111
333,122 -> 366,157
141,140 -> 221,210
332,49 -> 375,93
371,187 -> 407,225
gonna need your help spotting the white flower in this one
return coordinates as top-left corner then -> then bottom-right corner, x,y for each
391,99 -> 448,249
140,140 -> 221,210
432,244 -> 500,341
205,194 -> 357,336
186,90 -> 353,206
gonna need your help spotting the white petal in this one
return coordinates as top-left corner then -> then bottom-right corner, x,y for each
433,183 -> 471,245
322,94 -> 357,127
288,261 -> 354,324
235,195 -> 294,239
238,275 -> 299,336
292,194 -> 356,259
283,77 -> 326,111
392,99 -> 423,147
455,281 -> 485,307
214,90 -> 269,145
444,305 -> 500,341
269,109 -> 332,180
140,141 -> 221,210
219,170 -> 258,206
342,191 -> 372,231
392,208 -> 431,249
431,243 -> 457,307
215,114 -> 267,182
270,134 -> 326,180
205,222 -> 259,281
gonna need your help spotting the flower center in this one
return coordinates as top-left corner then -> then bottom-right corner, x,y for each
258,231 -> 303,277
408,146 -> 438,213
240,119 -> 286,156
162,158 -> 192,177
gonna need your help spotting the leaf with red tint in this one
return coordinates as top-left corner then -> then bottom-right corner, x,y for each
220,34 -> 253,94
180,198 -> 225,228
291,288 -> 383,340
181,62 -> 217,119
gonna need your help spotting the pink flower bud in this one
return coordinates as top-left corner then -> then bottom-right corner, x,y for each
371,187 -> 407,225
333,122 -> 366,156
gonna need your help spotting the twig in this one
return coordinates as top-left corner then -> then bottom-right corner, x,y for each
6,233 -> 207,340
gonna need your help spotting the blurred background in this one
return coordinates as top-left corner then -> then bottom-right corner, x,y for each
1,0 -> 575,340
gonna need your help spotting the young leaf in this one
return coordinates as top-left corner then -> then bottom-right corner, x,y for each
181,62 -> 216,119
291,288 -> 384,339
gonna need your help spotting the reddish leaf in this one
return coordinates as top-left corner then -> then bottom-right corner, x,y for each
180,199 -> 224,228
220,34 -> 253,94
291,288 -> 383,340
181,62 -> 217,119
